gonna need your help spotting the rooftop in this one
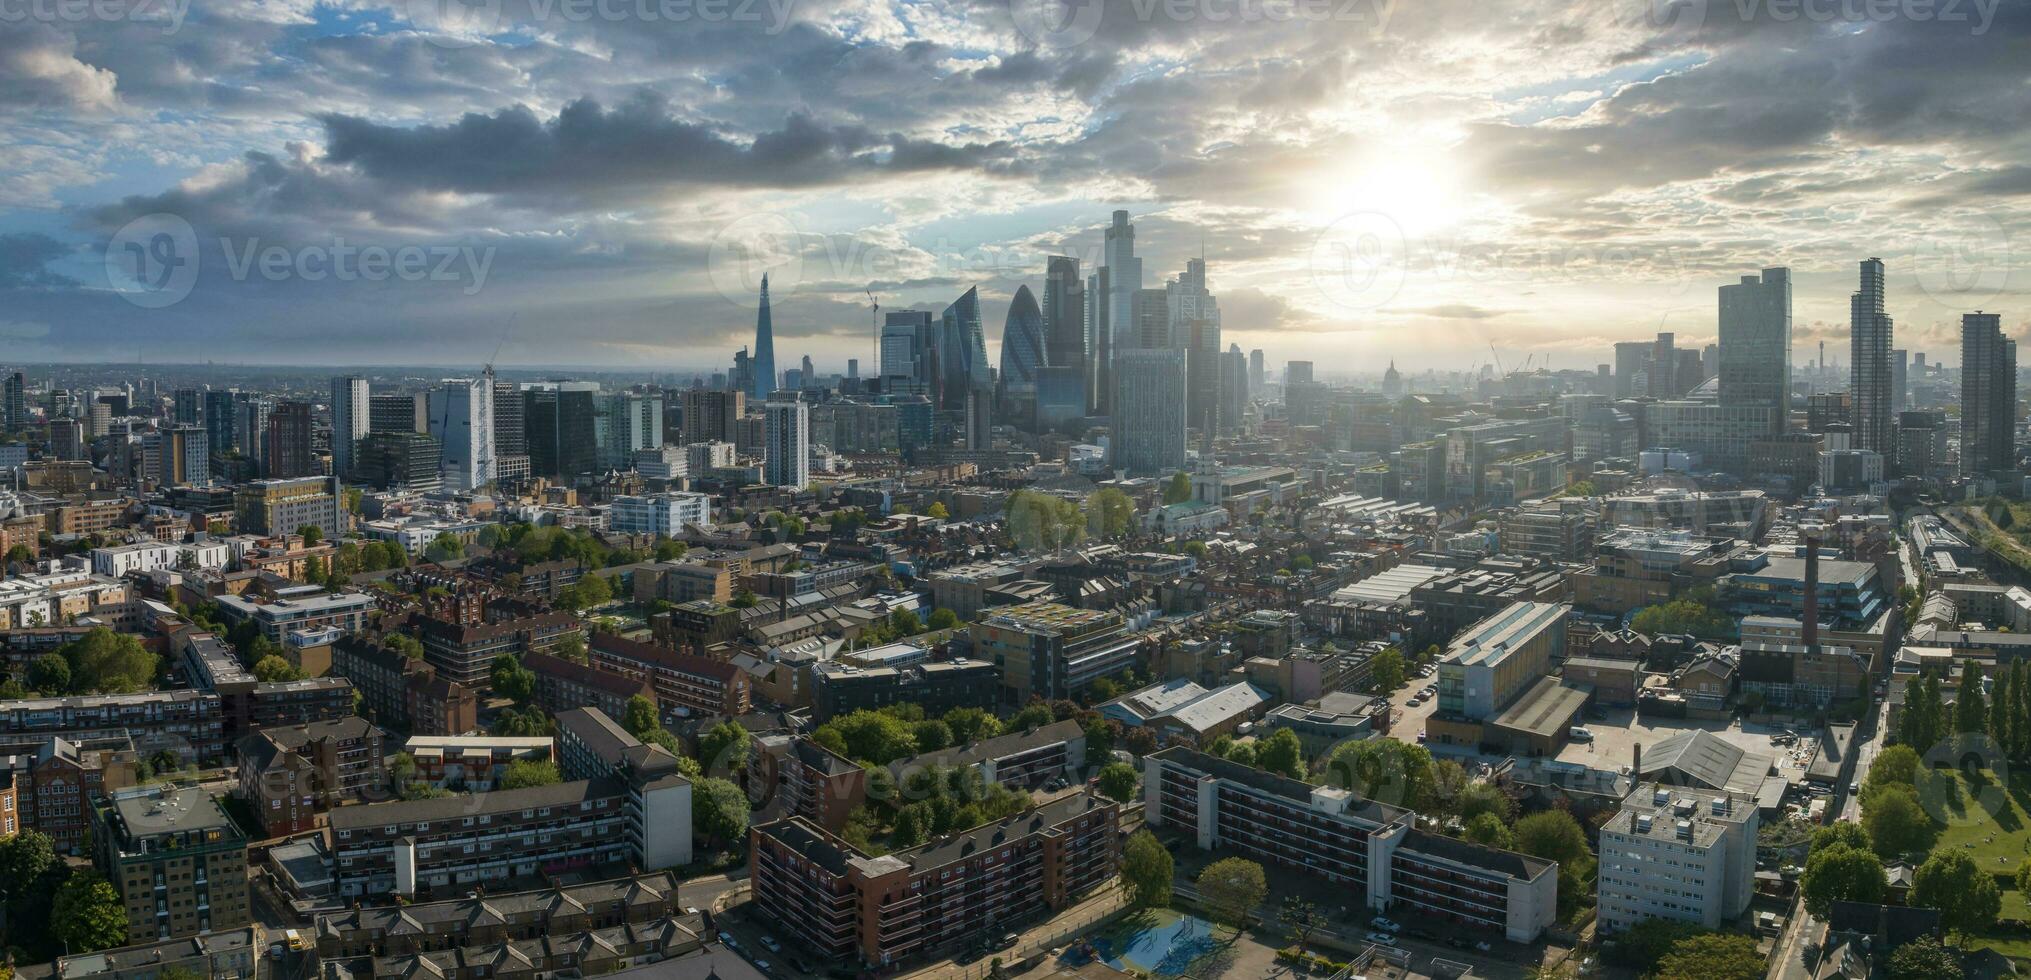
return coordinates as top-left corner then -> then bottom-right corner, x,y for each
1445,600 -> 1569,668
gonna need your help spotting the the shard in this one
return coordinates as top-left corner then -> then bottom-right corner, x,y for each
751,274 -> 778,403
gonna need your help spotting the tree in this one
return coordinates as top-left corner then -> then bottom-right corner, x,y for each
700,721 -> 753,773
1866,745 -> 1921,795
491,706 -> 552,737
1991,663 -> 2014,751
1629,596 -> 1735,641
491,654 -> 537,705
1255,728 -> 1305,779
926,607 -> 960,631
1452,782 -> 1512,824
425,532 -> 466,563
499,759 -> 561,790
1367,646 -> 1406,693
944,707 -> 1001,744
1603,919 -> 1705,971
1811,821 -> 1873,855
1122,829 -> 1173,909
693,777 -> 751,846
621,695 -> 662,738
1085,488 -> 1137,539
1801,843 -> 1886,918
1097,762 -> 1140,802
1279,895 -> 1323,949
554,632 -> 587,664
59,628 -> 158,694
910,719 -> 952,753
815,710 -> 921,765
385,633 -> 425,660
1462,812 -> 1514,849
1083,719 -> 1116,764
1006,490 -> 1086,553
297,524 -> 324,547
24,653 -> 69,694
51,872 -> 127,953
1862,784 -> 1935,858
925,501 -> 950,520
1912,849 -> 2002,941
1196,858 -> 1267,929
252,655 -> 305,682
1887,936 -> 1962,980
1322,737 -> 1437,810
1897,674 -> 1943,752
1651,933 -> 1763,980
1009,702 -> 1055,731
1163,471 -> 1192,505
1514,811 -> 1591,867
0,829 -> 58,949
1955,659 -> 1988,734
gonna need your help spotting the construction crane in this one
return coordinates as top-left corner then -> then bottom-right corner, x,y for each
1488,342 -> 1506,378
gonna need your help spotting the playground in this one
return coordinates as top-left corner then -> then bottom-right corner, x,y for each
1067,910 -> 1233,977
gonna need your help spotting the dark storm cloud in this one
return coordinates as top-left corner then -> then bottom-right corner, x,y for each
0,232 -> 79,288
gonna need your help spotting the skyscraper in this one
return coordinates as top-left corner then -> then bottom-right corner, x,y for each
1891,349 -> 1908,411
764,401 -> 809,488
525,385 -> 598,481
172,387 -> 201,426
1717,267 -> 1790,431
1043,256 -> 1085,371
265,400 -> 315,478
427,378 -> 495,491
1168,259 -> 1221,437
1249,349 -> 1265,394
1100,211 -> 1141,416
203,389 -> 237,464
997,284 -> 1046,429
681,389 -> 744,445
1850,258 -> 1894,453
1286,361 -> 1314,385
751,275 -> 777,403
1,372 -> 24,431
939,286 -> 988,410
1960,312 -> 2016,476
881,310 -> 935,387
1111,349 -> 1187,475
330,376 -> 370,477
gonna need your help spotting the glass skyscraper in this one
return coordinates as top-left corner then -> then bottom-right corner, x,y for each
1717,267 -> 1790,432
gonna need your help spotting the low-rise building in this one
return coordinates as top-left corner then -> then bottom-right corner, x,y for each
331,637 -> 478,736
402,735 -> 552,790
52,925 -> 260,980
749,792 -> 1119,967
236,717 -> 387,836
590,633 -> 751,718
1144,747 -> 1556,942
810,658 -> 999,722
525,652 -> 655,723
972,602 -> 1141,703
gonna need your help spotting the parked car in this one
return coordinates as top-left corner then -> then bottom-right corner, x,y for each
998,934 -> 1020,950
754,961 -> 773,976
1475,941 -> 1492,952
1370,917 -> 1400,932
719,933 -> 739,951
1568,727 -> 1594,742
760,936 -> 782,953
1364,932 -> 1398,945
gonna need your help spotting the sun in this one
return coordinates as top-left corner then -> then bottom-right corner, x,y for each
1311,150 -> 1468,237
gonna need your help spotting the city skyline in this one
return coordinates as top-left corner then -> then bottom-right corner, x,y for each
0,3 -> 2023,369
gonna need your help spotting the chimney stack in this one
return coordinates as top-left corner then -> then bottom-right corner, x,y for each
1802,534 -> 1820,654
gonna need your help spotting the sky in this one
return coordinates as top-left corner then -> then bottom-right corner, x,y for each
0,0 -> 2025,376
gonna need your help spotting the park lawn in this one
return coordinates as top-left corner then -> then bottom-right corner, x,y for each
1913,768 -> 2031,876
1970,889 -> 2031,966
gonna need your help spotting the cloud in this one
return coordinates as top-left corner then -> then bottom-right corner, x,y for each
0,232 -> 79,288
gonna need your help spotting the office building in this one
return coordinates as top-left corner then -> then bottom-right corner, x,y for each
750,793 -> 1119,967
1597,784 -> 1758,933
973,601 -> 1141,702
598,392 -> 665,470
752,275 -> 778,402
1892,348 -> 1908,411
2,372 -> 25,430
264,399 -> 316,478
90,786 -> 251,944
202,389 -> 236,463
937,286 -> 989,410
1960,311 -> 2017,476
172,387 -> 201,426
1716,267 -> 1790,430
330,376 -> 371,477
610,492 -> 712,536
492,379 -> 525,455
526,385 -> 598,481
1043,255 -> 1086,405
1286,360 -> 1313,385
1248,348 -> 1264,393
233,475 -> 345,538
1849,258 -> 1894,453
425,378 -> 495,491
368,392 -> 424,434
1144,747 -> 1556,942
763,401 -> 809,488
1111,348 -> 1187,475
811,659 -> 999,722
1435,601 -> 1569,720
997,284 -> 1046,428
353,431 -> 442,492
